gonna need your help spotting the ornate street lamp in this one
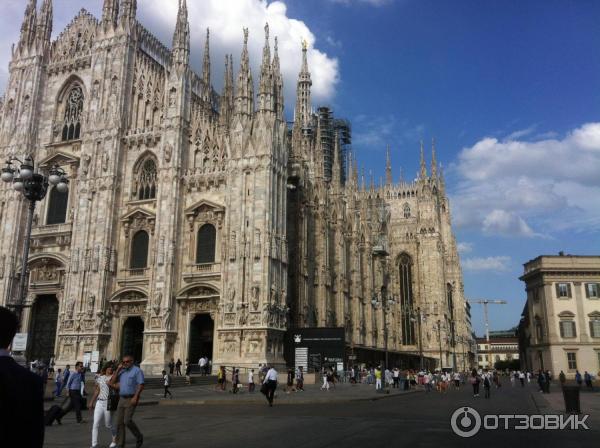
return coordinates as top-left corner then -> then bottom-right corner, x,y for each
2,156 -> 68,329
372,290 -> 396,371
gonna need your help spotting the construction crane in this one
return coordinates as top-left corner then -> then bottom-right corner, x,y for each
468,299 -> 507,369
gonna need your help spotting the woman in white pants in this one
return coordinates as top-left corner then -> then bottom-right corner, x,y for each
89,364 -> 117,448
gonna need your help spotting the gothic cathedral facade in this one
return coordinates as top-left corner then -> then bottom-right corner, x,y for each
0,1 -> 472,374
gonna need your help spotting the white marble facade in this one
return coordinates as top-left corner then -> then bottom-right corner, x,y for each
0,1 -> 472,374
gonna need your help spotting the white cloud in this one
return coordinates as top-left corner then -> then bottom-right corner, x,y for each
456,242 -> 473,254
504,125 -> 536,141
0,1 -> 339,107
462,256 -> 511,272
141,0 -> 339,105
451,122 -> 600,237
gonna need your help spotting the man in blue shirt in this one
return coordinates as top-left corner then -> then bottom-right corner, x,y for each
64,361 -> 84,423
111,355 -> 144,448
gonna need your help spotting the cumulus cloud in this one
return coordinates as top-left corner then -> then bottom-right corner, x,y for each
462,256 -> 511,272
456,242 -> 473,254
141,0 -> 339,106
0,0 -> 339,108
450,122 -> 600,237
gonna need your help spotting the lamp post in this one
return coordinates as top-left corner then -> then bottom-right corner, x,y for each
371,289 -> 396,371
409,307 -> 425,371
2,156 -> 68,329
436,319 -> 445,371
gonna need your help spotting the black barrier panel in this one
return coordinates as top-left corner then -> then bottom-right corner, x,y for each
287,327 -> 345,372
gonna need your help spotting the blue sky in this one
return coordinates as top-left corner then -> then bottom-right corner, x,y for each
1,0 -> 599,335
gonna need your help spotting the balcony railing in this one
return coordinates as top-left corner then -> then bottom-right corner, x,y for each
182,262 -> 221,282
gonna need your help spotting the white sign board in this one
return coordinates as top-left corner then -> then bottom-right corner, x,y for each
91,351 -> 100,362
83,351 -> 91,368
90,362 -> 99,374
11,333 -> 28,352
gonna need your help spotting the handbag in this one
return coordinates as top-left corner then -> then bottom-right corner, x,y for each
260,383 -> 268,395
107,388 -> 120,411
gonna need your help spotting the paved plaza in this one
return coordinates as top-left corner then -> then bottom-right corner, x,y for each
44,381 -> 599,448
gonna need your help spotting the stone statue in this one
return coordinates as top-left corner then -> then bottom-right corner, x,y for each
153,292 -> 162,315
251,285 -> 260,311
164,144 -> 172,163
65,296 -> 75,319
86,294 -> 95,315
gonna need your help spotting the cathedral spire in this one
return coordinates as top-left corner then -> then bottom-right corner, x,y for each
220,54 -> 235,128
431,137 -> 437,178
202,28 -> 211,101
235,28 -> 254,118
294,39 -> 312,129
272,36 -> 284,120
18,0 -> 37,53
258,23 -> 274,113
385,144 -> 392,186
419,140 -> 427,179
172,0 -> 190,69
119,0 -> 136,26
102,0 -> 119,28
36,0 -> 53,46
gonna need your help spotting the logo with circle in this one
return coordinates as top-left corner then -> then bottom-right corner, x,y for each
450,407 -> 482,438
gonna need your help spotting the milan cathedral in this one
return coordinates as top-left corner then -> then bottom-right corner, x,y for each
0,0 -> 473,374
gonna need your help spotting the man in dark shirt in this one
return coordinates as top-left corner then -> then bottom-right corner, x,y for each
0,306 -> 44,447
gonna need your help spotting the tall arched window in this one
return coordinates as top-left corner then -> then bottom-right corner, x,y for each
196,224 -> 216,264
46,187 -> 69,225
61,86 -> 84,141
130,230 -> 149,269
133,158 -> 157,200
399,253 -> 415,345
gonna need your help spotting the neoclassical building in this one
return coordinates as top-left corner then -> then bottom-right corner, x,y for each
0,0 -> 471,374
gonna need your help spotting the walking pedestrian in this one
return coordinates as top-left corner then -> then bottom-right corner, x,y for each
538,369 -> 546,392
575,370 -> 582,387
483,372 -> 491,399
544,370 -> 551,393
54,368 -> 63,398
175,359 -> 182,376
162,370 -> 172,399
199,356 -> 207,376
61,365 -> 71,397
584,371 -> 593,389
248,369 -> 255,393
262,364 -> 278,407
470,369 -> 480,397
527,371 -> 531,383
296,366 -> 304,391
111,355 -> 144,448
375,366 -> 383,391
519,371 -> 525,387
424,371 -> 432,392
232,368 -> 240,394
64,362 -> 85,423
217,366 -> 226,391
0,306 -> 45,448
185,360 -> 192,384
453,371 -> 461,389
510,371 -> 516,387
286,368 -> 295,393
89,364 -> 117,448
320,368 -> 329,391
168,359 -> 175,375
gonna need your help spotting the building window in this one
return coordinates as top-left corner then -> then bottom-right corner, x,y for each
61,86 -> 83,141
196,224 -> 216,264
585,283 -> 600,299
133,158 -> 157,200
589,318 -> 600,338
597,352 -> 600,370
46,187 -> 68,225
556,283 -> 572,298
566,352 -> 577,370
399,253 -> 415,345
130,230 -> 149,269
559,321 -> 577,338
535,319 -> 544,341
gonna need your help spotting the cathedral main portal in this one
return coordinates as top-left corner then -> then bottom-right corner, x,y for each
188,313 -> 214,363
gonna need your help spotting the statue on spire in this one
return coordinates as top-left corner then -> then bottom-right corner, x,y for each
419,140 -> 427,179
431,137 -> 437,178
